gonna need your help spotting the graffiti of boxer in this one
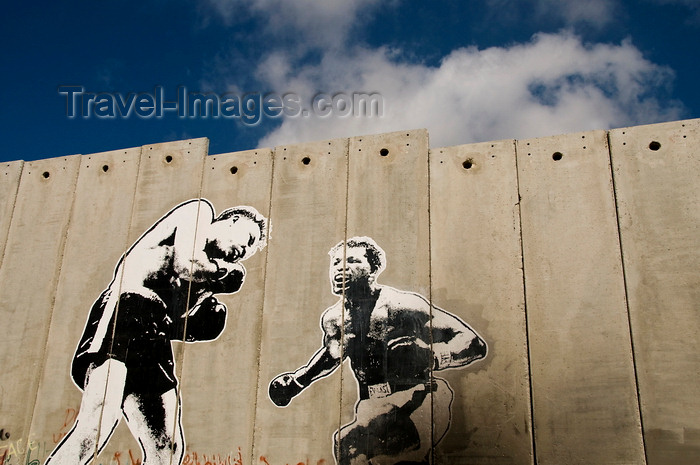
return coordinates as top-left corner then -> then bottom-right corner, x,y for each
269,236 -> 486,465
45,199 -> 267,465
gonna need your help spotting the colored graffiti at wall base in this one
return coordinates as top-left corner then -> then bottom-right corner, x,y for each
2,410 -> 280,465
0,437 -> 322,465
0,436 -> 44,465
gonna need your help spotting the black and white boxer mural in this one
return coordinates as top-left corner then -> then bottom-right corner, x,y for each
45,199 -> 268,465
269,236 -> 487,465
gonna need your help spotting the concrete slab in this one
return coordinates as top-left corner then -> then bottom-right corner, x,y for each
126,138 -> 209,241
0,155 -> 80,455
0,161 -> 23,269
253,138 -> 348,465
516,130 -> 645,464
2,120 -> 697,465
340,130 -> 432,463
430,140 -> 533,464
609,118 -> 700,465
179,148 -> 273,464
28,148 -> 141,464
94,138 -> 208,464
346,130 -> 430,293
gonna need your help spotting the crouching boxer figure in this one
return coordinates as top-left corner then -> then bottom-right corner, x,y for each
270,236 -> 486,465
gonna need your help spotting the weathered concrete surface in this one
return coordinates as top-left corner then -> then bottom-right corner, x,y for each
96,138 -> 208,464
179,148 -> 273,463
1,119 -> 698,465
0,161 -> 23,269
430,140 -> 533,465
27,148 -> 142,462
0,155 -> 80,446
516,130 -> 645,464
609,119 -> 700,465
347,130 -> 430,294
253,138 -> 348,465
341,130 -> 431,461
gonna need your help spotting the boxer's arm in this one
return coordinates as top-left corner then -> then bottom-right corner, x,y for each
170,200 -> 218,281
431,308 -> 487,370
210,262 -> 245,294
178,262 -> 244,342
293,342 -> 342,386
269,308 -> 342,407
269,344 -> 341,407
179,295 -> 227,342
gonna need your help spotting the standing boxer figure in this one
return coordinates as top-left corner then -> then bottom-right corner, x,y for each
46,199 -> 267,465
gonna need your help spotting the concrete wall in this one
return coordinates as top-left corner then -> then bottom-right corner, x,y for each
0,118 -> 697,465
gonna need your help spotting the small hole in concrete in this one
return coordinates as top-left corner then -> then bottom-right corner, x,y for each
302,157 -> 311,165
649,141 -> 661,151
380,148 -> 389,157
552,152 -> 563,161
165,155 -> 173,163
230,166 -> 238,174
462,159 -> 473,170
102,165 -> 109,172
43,171 -> 50,178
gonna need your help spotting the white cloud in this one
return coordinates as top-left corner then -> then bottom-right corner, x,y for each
201,2 -> 684,148
255,32 -> 684,149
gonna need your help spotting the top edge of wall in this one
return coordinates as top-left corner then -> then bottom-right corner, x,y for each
610,117 -> 699,134
141,136 -> 209,152
347,127 -> 428,142
431,138 -> 516,153
6,118 -> 700,164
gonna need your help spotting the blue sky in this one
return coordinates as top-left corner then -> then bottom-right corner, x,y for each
1,0 -> 698,162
